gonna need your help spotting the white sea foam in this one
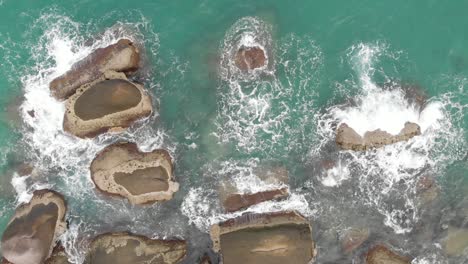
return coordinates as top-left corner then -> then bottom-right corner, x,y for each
320,160 -> 351,187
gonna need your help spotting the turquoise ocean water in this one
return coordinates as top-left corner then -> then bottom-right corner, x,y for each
0,1 -> 467,263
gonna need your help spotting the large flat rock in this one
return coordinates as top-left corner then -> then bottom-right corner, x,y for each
90,142 -> 179,205
50,39 -> 140,100
1,190 -> 67,264
336,122 -> 421,151
84,232 -> 186,264
365,245 -> 411,264
223,188 -> 289,213
63,71 -> 152,138
210,211 -> 316,264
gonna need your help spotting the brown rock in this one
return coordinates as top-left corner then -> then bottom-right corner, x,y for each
223,188 -> 289,213
336,122 -> 421,151
210,211 -> 316,264
199,254 -> 212,264
63,71 -> 152,138
1,190 -> 67,264
234,46 -> 266,71
84,232 -> 186,264
341,228 -> 369,253
90,142 -> 179,205
365,245 -> 411,264
45,245 -> 71,264
50,39 -> 140,100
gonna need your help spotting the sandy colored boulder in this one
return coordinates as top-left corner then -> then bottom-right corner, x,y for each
1,190 -> 67,264
443,227 -> 468,256
84,232 -> 186,264
90,142 -> 179,205
336,122 -> 421,151
63,71 -> 152,138
234,46 -> 266,71
50,39 -> 140,100
210,211 -> 316,264
223,188 -> 289,213
365,245 -> 411,264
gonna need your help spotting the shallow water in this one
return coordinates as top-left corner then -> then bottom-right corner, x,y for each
0,1 -> 467,263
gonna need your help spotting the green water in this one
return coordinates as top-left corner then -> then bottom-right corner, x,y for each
0,0 -> 467,263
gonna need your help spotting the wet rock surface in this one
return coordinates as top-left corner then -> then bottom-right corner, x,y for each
90,142 -> 179,205
45,245 -> 71,264
1,190 -> 67,264
234,46 -> 266,71
63,71 -> 152,138
443,227 -> 468,256
365,245 -> 411,264
341,228 -> 369,253
336,122 -> 421,151
50,39 -> 140,100
223,187 -> 289,212
210,211 -> 315,264
84,232 -> 186,264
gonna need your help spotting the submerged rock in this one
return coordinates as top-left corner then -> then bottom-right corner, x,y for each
63,71 -> 152,138
223,188 -> 289,213
341,228 -> 369,253
45,245 -> 71,264
234,46 -> 266,71
1,190 -> 67,264
50,39 -> 140,100
90,142 -> 179,205
210,211 -> 316,264
336,122 -> 421,151
84,232 -> 186,264
365,245 -> 411,264
443,227 -> 468,256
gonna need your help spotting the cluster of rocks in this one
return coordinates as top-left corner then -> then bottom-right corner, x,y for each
336,122 -> 421,151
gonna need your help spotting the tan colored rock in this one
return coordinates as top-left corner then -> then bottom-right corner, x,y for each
84,232 -> 186,264
90,142 -> 179,205
365,245 -> 411,264
50,39 -> 140,100
1,190 -> 67,264
341,228 -> 369,253
63,71 -> 152,138
443,227 -> 468,256
336,122 -> 421,151
223,188 -> 289,213
210,211 -> 316,264
234,46 -> 266,71
45,245 -> 71,264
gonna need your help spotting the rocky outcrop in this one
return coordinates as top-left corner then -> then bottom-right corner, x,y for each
234,46 -> 266,71
63,71 -> 152,138
50,39 -> 140,100
84,232 -> 186,264
443,227 -> 468,256
45,245 -> 71,264
341,228 -> 369,253
1,190 -> 67,264
336,122 -> 421,151
210,211 -> 316,264
365,245 -> 411,264
90,142 -> 179,205
223,188 -> 289,213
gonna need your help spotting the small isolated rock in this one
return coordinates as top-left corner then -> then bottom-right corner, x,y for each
63,71 -> 152,138
365,245 -> 411,264
223,188 -> 289,213
90,142 -> 179,205
1,190 -> 67,264
234,46 -> 266,71
443,227 -> 468,256
336,122 -> 421,151
84,232 -> 186,264
199,254 -> 212,264
50,39 -> 140,100
341,228 -> 369,253
210,211 -> 316,264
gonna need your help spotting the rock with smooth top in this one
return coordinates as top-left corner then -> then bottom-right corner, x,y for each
90,142 -> 179,205
1,190 -> 67,264
223,188 -> 289,213
365,245 -> 411,264
50,39 -> 140,100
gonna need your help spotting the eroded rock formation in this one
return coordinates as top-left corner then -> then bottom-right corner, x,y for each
1,190 -> 67,264
84,232 -> 186,264
45,245 -> 71,264
365,245 -> 411,264
336,122 -> 421,151
223,188 -> 289,213
210,211 -> 316,264
63,71 -> 152,138
234,46 -> 266,71
90,142 -> 179,205
50,39 -> 140,100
